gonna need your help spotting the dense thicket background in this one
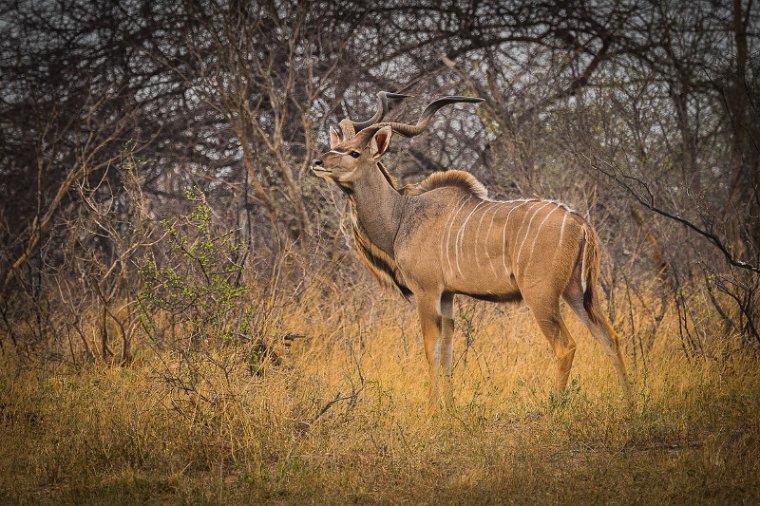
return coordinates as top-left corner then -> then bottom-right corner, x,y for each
1,0 -> 758,362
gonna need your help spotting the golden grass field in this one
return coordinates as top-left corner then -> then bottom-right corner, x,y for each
1,281 -> 759,505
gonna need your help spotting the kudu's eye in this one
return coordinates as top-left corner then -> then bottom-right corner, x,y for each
349,151 -> 361,158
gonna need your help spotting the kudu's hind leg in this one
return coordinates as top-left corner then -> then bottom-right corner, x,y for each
526,299 -> 578,395
565,295 -> 632,401
417,293 -> 454,409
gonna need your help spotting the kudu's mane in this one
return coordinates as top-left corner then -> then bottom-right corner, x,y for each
401,170 -> 488,199
378,164 -> 487,200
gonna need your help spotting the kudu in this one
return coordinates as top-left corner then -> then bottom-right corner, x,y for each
312,92 -> 631,406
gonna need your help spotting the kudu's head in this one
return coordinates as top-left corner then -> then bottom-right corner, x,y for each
312,92 -> 484,192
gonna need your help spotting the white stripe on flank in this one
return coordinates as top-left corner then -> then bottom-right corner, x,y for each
473,202 -> 496,269
484,202 -> 503,277
441,196 -> 471,280
559,212 -> 570,247
440,197 -> 465,274
515,202 -> 554,273
455,200 -> 486,278
526,204 -> 563,267
552,212 -> 570,265
501,200 -> 535,278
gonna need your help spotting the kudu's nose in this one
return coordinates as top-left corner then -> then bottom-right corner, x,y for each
313,159 -> 323,166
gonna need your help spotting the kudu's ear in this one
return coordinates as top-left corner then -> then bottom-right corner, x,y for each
329,127 -> 342,149
370,126 -> 393,159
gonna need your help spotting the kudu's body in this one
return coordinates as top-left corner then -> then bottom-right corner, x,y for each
313,93 -> 631,406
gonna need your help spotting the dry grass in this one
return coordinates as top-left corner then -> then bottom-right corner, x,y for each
1,288 -> 759,505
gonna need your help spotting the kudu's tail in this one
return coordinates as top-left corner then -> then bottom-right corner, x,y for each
578,224 -> 632,400
580,223 -> 602,324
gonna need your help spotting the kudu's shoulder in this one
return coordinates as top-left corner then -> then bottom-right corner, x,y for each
400,170 -> 488,200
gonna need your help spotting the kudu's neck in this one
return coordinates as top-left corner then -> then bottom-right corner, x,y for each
350,162 -> 404,256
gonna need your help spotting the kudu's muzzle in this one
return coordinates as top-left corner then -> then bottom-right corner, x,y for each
311,156 -> 330,177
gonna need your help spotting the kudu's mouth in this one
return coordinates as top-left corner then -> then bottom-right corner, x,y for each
311,154 -> 330,174
310,165 -> 331,177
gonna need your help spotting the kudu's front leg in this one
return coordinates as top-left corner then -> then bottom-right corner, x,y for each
418,293 -> 455,409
